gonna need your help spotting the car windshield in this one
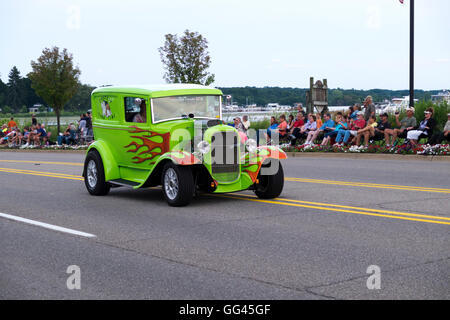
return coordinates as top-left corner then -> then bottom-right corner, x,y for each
152,95 -> 220,123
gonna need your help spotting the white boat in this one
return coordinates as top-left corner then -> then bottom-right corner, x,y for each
431,91 -> 450,104
383,96 -> 418,114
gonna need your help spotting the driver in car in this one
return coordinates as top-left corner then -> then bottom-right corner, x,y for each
132,98 -> 146,123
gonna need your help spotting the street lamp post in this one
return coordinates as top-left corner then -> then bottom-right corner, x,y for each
409,0 -> 415,107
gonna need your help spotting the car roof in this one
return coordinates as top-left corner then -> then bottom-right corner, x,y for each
92,83 -> 223,97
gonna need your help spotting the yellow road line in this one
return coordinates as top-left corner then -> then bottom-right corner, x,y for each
0,168 -> 83,181
0,166 -> 447,226
212,194 -> 450,226
228,193 -> 450,222
0,160 -> 83,166
2,159 -> 448,193
285,177 -> 450,194
287,177 -> 450,191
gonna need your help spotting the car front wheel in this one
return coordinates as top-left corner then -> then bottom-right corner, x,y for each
84,150 -> 110,196
161,162 -> 194,206
254,159 -> 284,199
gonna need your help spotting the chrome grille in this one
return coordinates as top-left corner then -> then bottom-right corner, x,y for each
210,131 -> 240,182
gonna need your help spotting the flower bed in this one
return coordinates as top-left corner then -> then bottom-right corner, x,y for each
280,144 -> 450,156
1,144 -> 89,151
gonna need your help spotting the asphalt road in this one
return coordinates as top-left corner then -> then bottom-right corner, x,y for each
0,151 -> 449,300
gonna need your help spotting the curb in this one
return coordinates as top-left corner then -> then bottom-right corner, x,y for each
1,148 -> 449,162
285,152 -> 450,162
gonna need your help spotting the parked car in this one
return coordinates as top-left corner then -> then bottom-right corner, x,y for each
83,84 -> 286,206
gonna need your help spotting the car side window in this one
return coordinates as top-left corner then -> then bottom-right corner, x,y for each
124,97 -> 147,123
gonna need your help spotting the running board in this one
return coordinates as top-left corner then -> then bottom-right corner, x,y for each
109,179 -> 141,188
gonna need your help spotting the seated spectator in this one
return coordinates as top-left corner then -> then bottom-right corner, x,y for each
35,123 -> 48,146
290,114 -> 316,146
325,114 -> 349,146
1,124 -> 7,137
242,115 -> 251,132
233,117 -> 245,132
355,115 -> 378,147
315,113 -> 323,129
368,113 -> 391,144
8,127 -> 21,147
334,112 -> 366,146
406,108 -> 436,147
287,114 -> 295,131
57,123 -> 77,145
305,113 -> 334,146
21,125 -> 38,148
348,104 -> 360,120
19,127 -> 29,145
275,114 -> 288,140
265,116 -> 279,143
384,107 -> 417,147
429,113 -> 450,145
288,113 -> 305,140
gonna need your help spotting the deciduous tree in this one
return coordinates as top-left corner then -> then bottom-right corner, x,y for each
159,30 -> 215,86
28,47 -> 80,133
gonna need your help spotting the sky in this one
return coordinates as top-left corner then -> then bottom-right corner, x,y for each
1,0 -> 449,90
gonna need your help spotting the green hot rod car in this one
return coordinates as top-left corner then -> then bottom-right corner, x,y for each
83,84 -> 287,206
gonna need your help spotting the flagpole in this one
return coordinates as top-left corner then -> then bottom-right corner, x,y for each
410,0 -> 414,107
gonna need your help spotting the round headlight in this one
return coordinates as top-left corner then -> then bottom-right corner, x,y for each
197,140 -> 210,154
246,139 -> 257,153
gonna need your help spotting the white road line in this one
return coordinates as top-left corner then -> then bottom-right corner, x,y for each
0,212 -> 96,238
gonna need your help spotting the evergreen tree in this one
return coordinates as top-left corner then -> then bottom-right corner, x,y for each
7,66 -> 24,112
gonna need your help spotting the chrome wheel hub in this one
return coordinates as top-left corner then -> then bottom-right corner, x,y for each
164,168 -> 179,200
87,160 -> 97,188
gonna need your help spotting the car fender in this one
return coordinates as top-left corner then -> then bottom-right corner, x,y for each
154,150 -> 201,166
85,140 -> 120,181
241,146 -> 287,183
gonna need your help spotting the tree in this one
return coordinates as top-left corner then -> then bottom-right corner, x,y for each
159,30 -> 215,86
65,83 -> 95,112
7,66 -> 24,112
28,47 -> 80,133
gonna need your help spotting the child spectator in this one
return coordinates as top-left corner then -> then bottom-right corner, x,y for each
356,115 -> 378,147
335,112 -> 366,146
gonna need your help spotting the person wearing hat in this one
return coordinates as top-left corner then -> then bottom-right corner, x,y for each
363,96 -> 375,121
429,112 -> 450,145
406,107 -> 436,146
384,107 -> 417,147
372,113 -> 391,142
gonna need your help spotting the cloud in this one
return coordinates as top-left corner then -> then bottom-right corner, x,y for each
435,58 -> 449,63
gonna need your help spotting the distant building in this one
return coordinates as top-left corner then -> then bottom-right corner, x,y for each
431,91 -> 450,104
29,106 -> 40,114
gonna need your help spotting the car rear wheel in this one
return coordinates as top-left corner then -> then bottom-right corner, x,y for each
84,150 -> 110,196
254,159 -> 284,199
161,162 -> 194,206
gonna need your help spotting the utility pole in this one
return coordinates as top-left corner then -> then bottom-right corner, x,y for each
409,0 -> 415,107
